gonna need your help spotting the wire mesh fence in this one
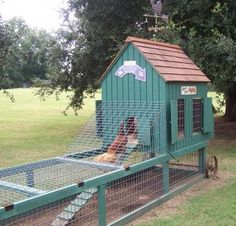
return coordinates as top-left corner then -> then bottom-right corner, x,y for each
106,165 -> 163,224
66,101 -> 167,163
1,154 -> 201,226
169,150 -> 200,190
0,101 -> 203,226
0,102 -> 166,216
0,158 -> 110,208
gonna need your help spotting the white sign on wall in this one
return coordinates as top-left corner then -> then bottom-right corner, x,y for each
181,86 -> 197,95
115,61 -> 146,82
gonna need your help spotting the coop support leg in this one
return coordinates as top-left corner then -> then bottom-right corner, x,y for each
198,148 -> 206,174
162,161 -> 169,194
98,184 -> 107,226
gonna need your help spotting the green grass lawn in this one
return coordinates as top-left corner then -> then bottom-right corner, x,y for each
0,89 -> 235,226
140,181 -> 236,226
0,88 -> 100,168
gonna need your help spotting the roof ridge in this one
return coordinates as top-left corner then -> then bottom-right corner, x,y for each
125,36 -> 181,50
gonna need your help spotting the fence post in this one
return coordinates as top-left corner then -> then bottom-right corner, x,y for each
199,148 -> 206,174
98,184 -> 106,226
163,161 -> 169,194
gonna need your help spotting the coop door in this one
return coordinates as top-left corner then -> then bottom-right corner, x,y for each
203,97 -> 214,137
137,118 -> 151,146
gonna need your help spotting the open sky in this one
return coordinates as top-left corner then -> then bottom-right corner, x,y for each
0,0 -> 66,31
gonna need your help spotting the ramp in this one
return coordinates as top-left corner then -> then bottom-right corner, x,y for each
51,188 -> 97,226
51,142 -> 139,226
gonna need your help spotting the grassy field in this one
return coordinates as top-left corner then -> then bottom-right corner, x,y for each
0,89 -> 235,225
0,88 -> 100,168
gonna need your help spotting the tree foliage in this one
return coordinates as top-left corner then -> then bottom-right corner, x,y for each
36,0 -> 236,120
0,17 -> 55,89
0,15 -> 11,89
157,0 -> 236,121
38,0 -> 150,113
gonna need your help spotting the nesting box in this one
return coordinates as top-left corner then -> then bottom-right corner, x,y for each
98,36 -> 214,156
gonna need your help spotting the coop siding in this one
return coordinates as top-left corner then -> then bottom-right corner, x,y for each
128,45 -> 135,101
101,43 -> 165,103
166,83 -> 210,153
134,49 -> 141,102
117,55 -> 124,101
111,64 -> 118,102
147,64 -> 153,101
101,43 -> 167,153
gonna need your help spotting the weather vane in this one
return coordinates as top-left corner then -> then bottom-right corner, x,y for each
144,0 -> 169,33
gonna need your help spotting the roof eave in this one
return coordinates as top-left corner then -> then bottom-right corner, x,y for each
97,43 -> 129,85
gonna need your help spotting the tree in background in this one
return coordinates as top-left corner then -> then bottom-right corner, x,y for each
38,0 -> 150,113
0,15 -> 11,89
41,0 -> 236,121
2,1 -> 234,120
158,0 -> 236,121
1,17 -> 55,88
0,15 -> 14,100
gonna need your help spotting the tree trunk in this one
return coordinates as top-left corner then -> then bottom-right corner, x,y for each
224,82 -> 236,122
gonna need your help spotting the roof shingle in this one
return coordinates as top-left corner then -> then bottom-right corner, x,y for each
125,36 -> 210,83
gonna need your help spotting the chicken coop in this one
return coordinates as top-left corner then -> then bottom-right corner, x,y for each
0,37 -> 214,226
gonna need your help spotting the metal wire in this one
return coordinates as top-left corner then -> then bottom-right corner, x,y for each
0,102 -> 166,209
65,102 -> 166,161
106,165 -> 163,224
0,101 -> 202,226
169,150 -> 200,189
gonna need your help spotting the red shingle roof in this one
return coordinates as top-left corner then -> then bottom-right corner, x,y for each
125,36 -> 210,82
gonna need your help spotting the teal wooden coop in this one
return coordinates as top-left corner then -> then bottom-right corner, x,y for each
0,37 -> 214,226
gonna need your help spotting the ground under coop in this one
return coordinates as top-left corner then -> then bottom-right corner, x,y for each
0,152 -> 200,226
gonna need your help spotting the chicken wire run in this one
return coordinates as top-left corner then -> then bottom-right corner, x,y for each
0,102 -> 166,209
0,36 -> 214,226
1,151 -> 200,226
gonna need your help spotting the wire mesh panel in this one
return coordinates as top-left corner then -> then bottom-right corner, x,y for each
106,166 -> 163,224
66,101 -> 166,164
0,188 -> 28,208
169,151 -> 200,189
0,158 -> 109,208
2,192 -> 99,226
0,101 -> 166,219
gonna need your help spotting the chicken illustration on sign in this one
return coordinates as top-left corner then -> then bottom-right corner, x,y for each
115,61 -> 146,82
181,86 -> 197,95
